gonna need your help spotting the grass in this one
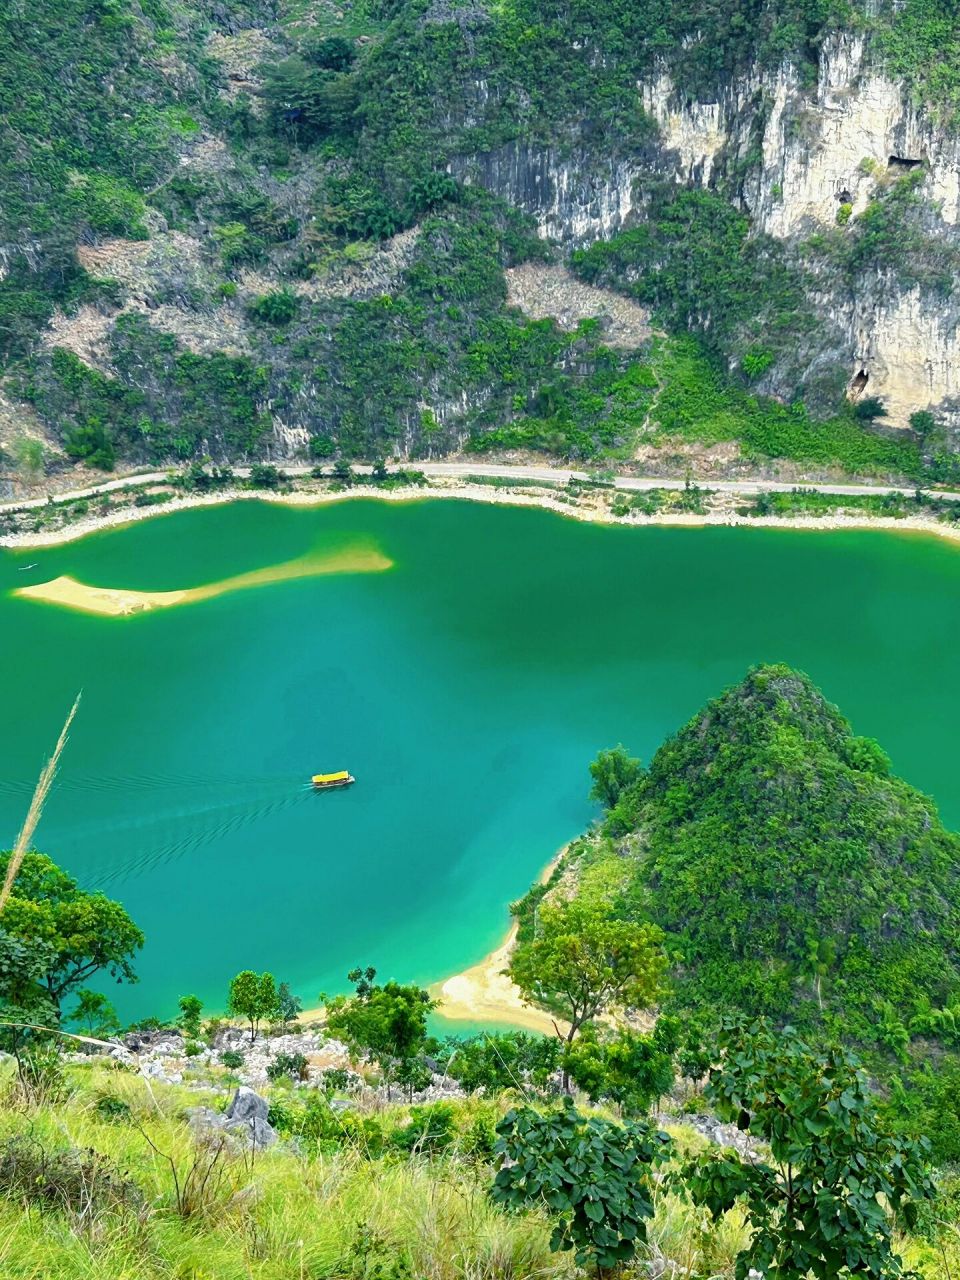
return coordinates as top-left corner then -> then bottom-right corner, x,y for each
0,1060 -> 958,1279
0,1063 -> 566,1280
649,339 -> 925,480
0,694 -> 80,912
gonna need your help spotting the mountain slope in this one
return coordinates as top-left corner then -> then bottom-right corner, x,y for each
571,665 -> 960,1048
2,0 -> 960,480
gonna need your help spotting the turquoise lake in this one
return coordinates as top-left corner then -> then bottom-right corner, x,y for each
2,498 -> 960,1022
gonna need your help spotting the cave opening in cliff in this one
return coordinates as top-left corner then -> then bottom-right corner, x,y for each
888,155 -> 922,173
849,368 -> 869,398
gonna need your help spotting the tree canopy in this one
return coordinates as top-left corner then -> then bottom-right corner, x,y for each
684,1019 -> 935,1280
0,850 -> 143,1014
227,970 -> 280,1042
325,966 -> 433,1098
508,898 -> 667,1052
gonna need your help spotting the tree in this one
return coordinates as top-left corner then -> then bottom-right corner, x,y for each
0,926 -> 59,1057
247,289 -> 299,326
276,982 -> 302,1027
565,1018 -> 678,1114
12,435 -> 44,487
177,994 -> 203,1039
0,851 -> 143,1015
68,989 -> 120,1039
492,1098 -> 671,1272
909,409 -> 936,437
306,35 -> 355,71
588,745 -> 643,809
325,966 -> 433,1099
853,395 -> 887,421
332,458 -> 354,485
508,899 -> 666,1083
683,1019 -> 934,1280
227,970 -> 279,1042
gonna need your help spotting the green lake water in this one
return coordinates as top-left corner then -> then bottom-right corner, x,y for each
2,498 -> 960,1023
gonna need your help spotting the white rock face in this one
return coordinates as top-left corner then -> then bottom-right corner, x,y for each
645,35 -> 960,239
845,286 -> 960,424
644,37 -> 960,421
458,36 -> 960,424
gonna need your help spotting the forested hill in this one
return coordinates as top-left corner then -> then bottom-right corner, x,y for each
539,664 -> 960,1054
2,0 -> 960,480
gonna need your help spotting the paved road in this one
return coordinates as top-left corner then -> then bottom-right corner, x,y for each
1,460 -> 955,515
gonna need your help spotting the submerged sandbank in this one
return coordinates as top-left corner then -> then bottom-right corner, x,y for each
14,545 -> 393,616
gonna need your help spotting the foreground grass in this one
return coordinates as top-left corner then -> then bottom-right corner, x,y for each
0,1062 -> 955,1280
0,1066 -> 560,1280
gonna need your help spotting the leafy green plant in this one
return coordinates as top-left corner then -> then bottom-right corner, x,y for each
492,1098 -> 671,1270
267,1051 -> 309,1082
247,289 -> 300,326
227,970 -> 280,1042
325,967 -> 433,1100
177,994 -> 203,1040
683,1019 -> 935,1280
588,745 -> 644,809
508,899 -> 666,1066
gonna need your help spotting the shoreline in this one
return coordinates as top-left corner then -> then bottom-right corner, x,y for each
426,849 -> 569,1038
294,849 -> 568,1035
6,475 -> 960,552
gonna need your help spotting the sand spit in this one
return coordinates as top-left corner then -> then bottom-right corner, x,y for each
14,546 -> 393,616
431,923 -> 567,1037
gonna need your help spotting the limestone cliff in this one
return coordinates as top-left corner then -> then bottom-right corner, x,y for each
4,0 -> 960,476
453,33 -> 960,427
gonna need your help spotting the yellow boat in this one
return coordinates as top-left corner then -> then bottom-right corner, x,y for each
311,770 -> 355,789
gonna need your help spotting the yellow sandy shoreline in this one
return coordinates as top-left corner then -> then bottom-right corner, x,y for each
425,848 -> 569,1037
6,478 -> 960,551
291,851 -> 569,1035
14,546 -> 393,616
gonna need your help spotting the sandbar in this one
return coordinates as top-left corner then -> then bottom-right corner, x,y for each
14,546 -> 393,617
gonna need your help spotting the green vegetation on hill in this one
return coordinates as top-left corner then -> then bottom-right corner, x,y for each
1,665 -> 958,1277
2,0 -> 959,479
548,665 -> 960,1047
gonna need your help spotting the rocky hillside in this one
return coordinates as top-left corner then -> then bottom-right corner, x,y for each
2,0 -> 959,481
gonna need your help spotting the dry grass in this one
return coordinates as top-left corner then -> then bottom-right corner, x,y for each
0,692 -> 80,913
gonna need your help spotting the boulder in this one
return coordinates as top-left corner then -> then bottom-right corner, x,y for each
226,1086 -> 270,1125
188,1087 -> 277,1149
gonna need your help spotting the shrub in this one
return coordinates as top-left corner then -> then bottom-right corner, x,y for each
267,1051 -> 309,1082
910,410 -> 936,436
854,395 -> 888,420
220,1049 -> 244,1069
184,1041 -> 204,1058
742,346 -> 774,379
0,1134 -> 142,1219
492,1098 -> 672,1270
247,289 -> 299,326
248,464 -> 285,490
392,1102 -> 458,1154
94,1093 -> 132,1121
683,1019 -> 935,1280
320,1067 -> 351,1094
